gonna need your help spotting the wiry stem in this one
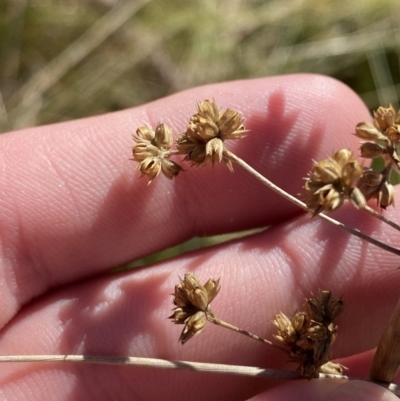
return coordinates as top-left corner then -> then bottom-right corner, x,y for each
207,314 -> 288,354
362,205 -> 400,232
224,149 -> 400,256
0,354 -> 298,378
0,354 -> 399,395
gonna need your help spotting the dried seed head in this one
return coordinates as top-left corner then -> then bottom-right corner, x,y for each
132,124 -> 183,183
197,99 -> 219,122
292,312 -> 306,333
274,290 -> 344,378
217,108 -> 245,140
169,273 -> 220,344
179,311 -> 207,344
176,100 -> 246,169
318,361 -> 345,375
374,105 -> 396,131
307,322 -> 328,342
356,105 -> 400,174
357,168 -> 395,209
305,290 -> 344,325
370,104 -> 400,141
354,106 -> 400,209
273,313 -> 298,345
206,137 -> 224,164
360,142 -> 385,159
360,169 -> 383,187
378,181 -> 395,209
358,169 -> 383,200
355,122 -> 387,142
325,298 -> 344,323
386,124 -> 400,143
203,277 -> 221,304
304,149 -> 365,215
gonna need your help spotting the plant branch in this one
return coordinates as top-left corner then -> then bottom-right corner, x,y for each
224,149 -> 400,256
362,204 -> 400,232
0,354 -> 399,395
207,314 -> 288,354
0,354 -> 298,378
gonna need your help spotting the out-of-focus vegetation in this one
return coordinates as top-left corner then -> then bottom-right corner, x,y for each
1,0 -> 399,266
0,0 -> 399,133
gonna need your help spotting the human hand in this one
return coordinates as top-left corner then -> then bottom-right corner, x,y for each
0,75 -> 398,400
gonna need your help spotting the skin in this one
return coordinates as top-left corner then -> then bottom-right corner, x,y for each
0,74 -> 398,400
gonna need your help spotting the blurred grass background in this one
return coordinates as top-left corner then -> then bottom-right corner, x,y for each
1,0 -> 399,266
1,0 -> 400,132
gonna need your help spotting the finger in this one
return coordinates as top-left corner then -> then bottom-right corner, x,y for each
0,210 -> 398,400
248,380 -> 398,401
0,75 -> 369,327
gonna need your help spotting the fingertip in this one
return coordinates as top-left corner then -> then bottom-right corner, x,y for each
327,380 -> 399,401
248,379 -> 398,401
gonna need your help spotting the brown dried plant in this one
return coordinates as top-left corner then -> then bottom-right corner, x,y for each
132,123 -> 182,183
354,105 -> 400,209
169,272 -> 220,344
176,100 -> 246,170
132,99 -> 400,255
132,100 -> 400,387
304,149 -> 365,215
131,100 -> 246,183
274,290 -> 344,378
304,105 -> 400,213
303,106 -> 400,236
170,273 -> 344,379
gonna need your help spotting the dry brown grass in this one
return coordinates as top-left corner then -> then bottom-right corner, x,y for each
0,0 -> 399,133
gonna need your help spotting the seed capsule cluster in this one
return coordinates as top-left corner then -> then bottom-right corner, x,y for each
274,290 -> 344,378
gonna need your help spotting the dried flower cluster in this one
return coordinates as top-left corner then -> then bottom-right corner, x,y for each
304,149 -> 365,215
131,100 -> 246,182
305,105 -> 400,212
134,101 -> 398,385
176,100 -> 246,170
273,290 -> 344,378
169,275 -> 343,380
132,124 -> 182,183
355,105 -> 399,208
169,273 -> 220,344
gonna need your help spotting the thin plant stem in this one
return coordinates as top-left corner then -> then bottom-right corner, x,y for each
0,354 -> 299,378
362,204 -> 400,232
224,149 -> 400,257
0,354 -> 399,396
207,314 -> 288,354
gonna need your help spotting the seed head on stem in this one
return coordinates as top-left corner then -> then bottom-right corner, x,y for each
169,272 -> 220,344
176,100 -> 246,170
354,105 -> 400,209
274,290 -> 345,378
304,149 -> 365,215
132,123 -> 182,183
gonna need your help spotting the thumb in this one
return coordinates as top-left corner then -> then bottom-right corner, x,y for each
248,379 -> 398,401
